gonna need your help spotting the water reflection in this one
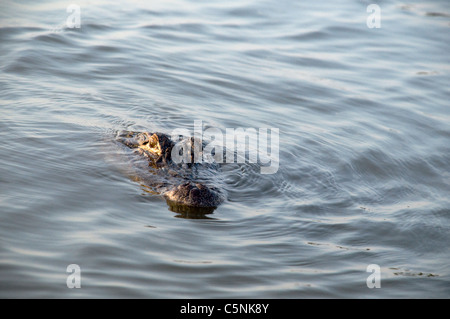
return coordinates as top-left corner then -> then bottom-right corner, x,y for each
167,200 -> 217,219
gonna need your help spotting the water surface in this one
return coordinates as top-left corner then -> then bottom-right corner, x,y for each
0,0 -> 449,298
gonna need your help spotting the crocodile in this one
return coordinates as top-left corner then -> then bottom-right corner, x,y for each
116,130 -> 225,214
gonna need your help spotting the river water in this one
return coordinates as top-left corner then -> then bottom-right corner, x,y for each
0,0 -> 449,298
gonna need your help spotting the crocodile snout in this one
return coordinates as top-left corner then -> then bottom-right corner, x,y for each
165,182 -> 223,208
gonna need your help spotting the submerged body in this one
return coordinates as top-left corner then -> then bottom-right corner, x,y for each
116,131 -> 225,212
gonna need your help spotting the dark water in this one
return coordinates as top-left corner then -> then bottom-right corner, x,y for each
1,0 -> 449,298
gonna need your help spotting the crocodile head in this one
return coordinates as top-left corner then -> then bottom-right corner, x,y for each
117,130 -> 225,213
117,131 -> 174,166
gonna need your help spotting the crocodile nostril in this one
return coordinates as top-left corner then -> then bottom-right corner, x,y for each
189,188 -> 200,199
